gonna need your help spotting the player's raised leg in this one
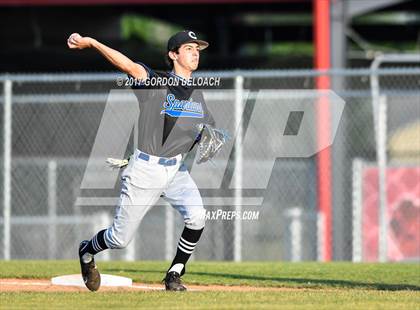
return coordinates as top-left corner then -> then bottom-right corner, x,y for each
162,167 -> 206,291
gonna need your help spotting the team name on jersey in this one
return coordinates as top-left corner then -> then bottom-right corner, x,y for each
161,93 -> 204,118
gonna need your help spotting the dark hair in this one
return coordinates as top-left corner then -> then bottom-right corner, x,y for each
165,47 -> 180,70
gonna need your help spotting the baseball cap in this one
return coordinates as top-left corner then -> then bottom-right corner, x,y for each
167,30 -> 209,51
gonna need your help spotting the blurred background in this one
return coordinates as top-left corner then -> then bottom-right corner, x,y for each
0,0 -> 419,263
1,0 -> 420,71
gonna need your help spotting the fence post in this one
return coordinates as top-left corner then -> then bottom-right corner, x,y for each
286,208 -> 303,262
93,212 -> 111,261
3,79 -> 12,260
124,235 -> 136,261
48,160 -> 57,259
99,212 -> 110,261
352,158 -> 363,262
314,0 -> 333,262
233,75 -> 244,262
378,96 -> 388,262
317,211 -> 324,261
165,205 -> 174,261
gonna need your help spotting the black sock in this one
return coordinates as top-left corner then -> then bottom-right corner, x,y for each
80,229 -> 108,261
168,226 -> 204,276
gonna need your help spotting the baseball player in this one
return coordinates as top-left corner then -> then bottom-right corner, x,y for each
67,30 -> 224,291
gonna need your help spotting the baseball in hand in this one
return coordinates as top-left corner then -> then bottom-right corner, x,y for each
67,33 -> 90,49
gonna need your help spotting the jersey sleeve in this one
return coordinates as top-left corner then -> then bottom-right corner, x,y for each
128,62 -> 159,105
127,62 -> 156,89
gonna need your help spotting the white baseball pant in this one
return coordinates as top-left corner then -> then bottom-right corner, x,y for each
104,149 -> 205,249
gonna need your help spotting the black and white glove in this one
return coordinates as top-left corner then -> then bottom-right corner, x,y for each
195,124 -> 228,164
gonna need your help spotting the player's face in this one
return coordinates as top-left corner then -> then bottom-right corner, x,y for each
176,43 -> 200,71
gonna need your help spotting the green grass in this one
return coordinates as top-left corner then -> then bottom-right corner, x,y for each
1,261 -> 419,290
2,291 -> 419,310
1,261 -> 419,309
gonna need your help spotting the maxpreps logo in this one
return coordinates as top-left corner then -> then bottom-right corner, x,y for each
161,93 -> 204,118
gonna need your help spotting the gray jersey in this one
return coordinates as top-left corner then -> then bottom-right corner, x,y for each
131,63 -> 214,157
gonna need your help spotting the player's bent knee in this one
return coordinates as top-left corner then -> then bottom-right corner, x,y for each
111,238 -> 130,249
104,228 -> 131,249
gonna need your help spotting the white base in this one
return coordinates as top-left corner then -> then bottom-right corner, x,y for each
51,274 -> 132,287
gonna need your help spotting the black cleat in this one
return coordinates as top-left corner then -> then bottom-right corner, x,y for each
79,240 -> 101,292
163,271 -> 187,291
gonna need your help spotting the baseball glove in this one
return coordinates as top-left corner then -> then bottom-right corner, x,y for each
195,123 -> 228,164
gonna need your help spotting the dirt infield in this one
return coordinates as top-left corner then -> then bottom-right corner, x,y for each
0,278 -> 302,292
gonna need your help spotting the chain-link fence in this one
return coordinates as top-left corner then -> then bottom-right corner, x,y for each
1,64 -> 419,262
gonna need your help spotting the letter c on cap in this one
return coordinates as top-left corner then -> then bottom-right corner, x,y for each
188,31 -> 197,39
